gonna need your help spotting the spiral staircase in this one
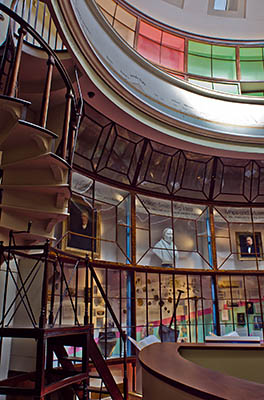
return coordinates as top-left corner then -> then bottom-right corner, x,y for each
0,3 -> 128,400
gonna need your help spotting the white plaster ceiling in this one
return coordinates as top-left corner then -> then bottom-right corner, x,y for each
124,0 -> 264,40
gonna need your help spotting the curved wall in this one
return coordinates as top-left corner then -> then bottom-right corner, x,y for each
124,0 -> 264,40
49,0 -> 264,157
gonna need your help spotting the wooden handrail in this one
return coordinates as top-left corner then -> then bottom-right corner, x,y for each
139,342 -> 264,400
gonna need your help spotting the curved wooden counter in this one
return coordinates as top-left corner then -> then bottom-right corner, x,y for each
139,343 -> 264,400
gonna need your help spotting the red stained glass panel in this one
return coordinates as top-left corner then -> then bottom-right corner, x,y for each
162,32 -> 184,51
139,21 -> 162,43
161,47 -> 184,71
137,35 -> 160,64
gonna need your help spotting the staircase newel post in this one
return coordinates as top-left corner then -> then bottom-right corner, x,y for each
39,240 -> 50,328
84,255 -> 89,325
7,26 -> 26,97
39,55 -> 55,128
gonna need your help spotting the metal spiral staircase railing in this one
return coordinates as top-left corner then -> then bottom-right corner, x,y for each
0,2 -> 81,245
0,3 -> 130,399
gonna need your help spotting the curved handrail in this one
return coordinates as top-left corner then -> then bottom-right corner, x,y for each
12,0 -> 65,51
0,2 -> 82,165
0,3 -> 74,99
139,342 -> 264,399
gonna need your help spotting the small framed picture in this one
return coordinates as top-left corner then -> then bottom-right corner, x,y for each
236,232 -> 263,260
221,309 -> 229,321
254,315 -> 263,330
246,301 -> 254,315
62,196 -> 100,257
237,312 -> 245,326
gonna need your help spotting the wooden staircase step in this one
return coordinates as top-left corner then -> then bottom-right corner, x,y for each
1,120 -> 58,165
0,94 -> 31,109
0,184 -> 71,197
1,119 -> 57,150
0,225 -> 56,241
0,204 -> 69,219
2,152 -> 70,170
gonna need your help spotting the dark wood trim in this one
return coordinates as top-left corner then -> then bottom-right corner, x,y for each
139,342 -> 264,400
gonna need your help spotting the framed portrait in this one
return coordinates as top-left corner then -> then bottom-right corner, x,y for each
62,197 -> 100,257
236,232 -> 263,260
246,301 -> 254,315
237,312 -> 245,326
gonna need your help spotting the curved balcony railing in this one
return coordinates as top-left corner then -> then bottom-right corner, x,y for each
12,0 -> 66,51
95,0 -> 264,97
0,2 -> 82,166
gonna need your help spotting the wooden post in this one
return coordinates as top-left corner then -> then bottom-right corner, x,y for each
39,55 -> 55,128
7,27 -> 26,97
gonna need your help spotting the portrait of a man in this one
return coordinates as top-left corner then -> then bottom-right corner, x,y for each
236,232 -> 263,260
63,198 -> 99,256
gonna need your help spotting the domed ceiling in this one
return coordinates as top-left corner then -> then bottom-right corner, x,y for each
124,0 -> 264,40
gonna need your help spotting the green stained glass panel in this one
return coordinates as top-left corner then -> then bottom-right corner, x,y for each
240,61 -> 264,81
188,41 -> 211,58
240,47 -> 263,61
212,59 -> 236,79
212,45 -> 236,60
188,55 -> 211,77
244,92 -> 264,97
213,83 -> 240,94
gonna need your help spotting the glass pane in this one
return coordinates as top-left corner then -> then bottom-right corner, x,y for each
138,21 -> 162,43
161,47 -> 184,71
96,0 -> 116,15
145,151 -> 172,185
214,0 -> 227,10
212,59 -> 237,80
101,10 -> 114,25
244,92 -> 264,96
173,219 -> 197,252
137,35 -> 160,64
240,61 -> 264,81
189,79 -> 213,90
162,32 -> 184,51
113,21 -> 135,47
188,54 -> 211,77
188,41 -> 211,57
182,160 -> 205,191
213,82 -> 240,94
136,228 -> 150,264
115,6 -> 137,30
137,195 -> 172,216
212,45 -> 236,60
240,47 -> 263,61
